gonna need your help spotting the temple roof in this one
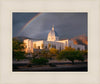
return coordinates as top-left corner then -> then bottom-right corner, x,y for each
48,26 -> 59,37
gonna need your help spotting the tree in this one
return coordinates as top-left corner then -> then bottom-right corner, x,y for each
32,53 -> 38,59
31,57 -> 48,65
76,51 -> 85,62
81,50 -> 87,56
66,51 -> 77,64
49,48 -> 59,59
13,38 -> 25,61
13,51 -> 26,61
57,50 -> 67,60
57,49 -> 85,64
40,50 -> 49,59
13,38 -> 25,51
64,47 -> 75,51
49,48 -> 58,55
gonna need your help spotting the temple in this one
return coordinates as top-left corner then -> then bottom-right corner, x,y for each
24,26 -> 85,53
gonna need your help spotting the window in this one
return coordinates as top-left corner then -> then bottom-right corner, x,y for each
38,46 -> 40,49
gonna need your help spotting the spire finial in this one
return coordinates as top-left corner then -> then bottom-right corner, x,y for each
52,25 -> 54,30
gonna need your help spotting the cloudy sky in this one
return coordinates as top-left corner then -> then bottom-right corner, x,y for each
13,13 -> 87,40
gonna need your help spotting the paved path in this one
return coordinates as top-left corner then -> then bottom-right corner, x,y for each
13,63 -> 87,71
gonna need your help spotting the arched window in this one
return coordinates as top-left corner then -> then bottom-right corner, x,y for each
38,46 -> 40,49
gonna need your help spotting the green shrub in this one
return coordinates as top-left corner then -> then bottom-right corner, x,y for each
13,51 -> 26,60
31,57 -> 48,65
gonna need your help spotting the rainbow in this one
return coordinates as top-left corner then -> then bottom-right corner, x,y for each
18,13 -> 42,35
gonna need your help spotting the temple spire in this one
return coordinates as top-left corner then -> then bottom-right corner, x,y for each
47,25 -> 59,41
52,25 -> 54,31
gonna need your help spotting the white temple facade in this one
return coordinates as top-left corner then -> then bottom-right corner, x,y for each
24,26 -> 85,53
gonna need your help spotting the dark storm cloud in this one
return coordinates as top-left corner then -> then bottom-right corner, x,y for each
13,13 -> 39,36
13,13 -> 87,39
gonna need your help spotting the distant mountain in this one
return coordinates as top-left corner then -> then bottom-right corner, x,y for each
71,35 -> 88,49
